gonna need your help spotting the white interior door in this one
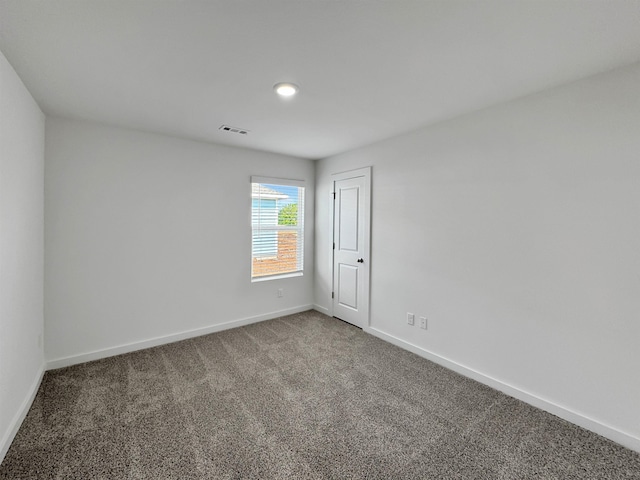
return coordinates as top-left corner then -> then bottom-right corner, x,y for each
332,168 -> 371,328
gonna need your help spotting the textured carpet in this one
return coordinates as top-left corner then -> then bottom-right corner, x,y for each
1,310 -> 639,479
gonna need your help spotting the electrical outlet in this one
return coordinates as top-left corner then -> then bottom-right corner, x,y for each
420,316 -> 427,330
277,288 -> 284,298
407,313 -> 415,325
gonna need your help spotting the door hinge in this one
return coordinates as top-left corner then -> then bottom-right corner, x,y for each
333,242 -> 335,250
331,292 -> 334,299
332,192 -> 336,199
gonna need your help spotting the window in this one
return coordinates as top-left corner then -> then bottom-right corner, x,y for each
251,176 -> 305,280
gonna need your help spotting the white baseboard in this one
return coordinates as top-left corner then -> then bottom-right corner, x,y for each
0,364 -> 45,464
313,304 -> 330,316
365,326 -> 640,453
47,305 -> 314,370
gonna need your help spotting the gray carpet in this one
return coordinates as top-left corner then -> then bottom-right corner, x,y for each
1,310 -> 639,479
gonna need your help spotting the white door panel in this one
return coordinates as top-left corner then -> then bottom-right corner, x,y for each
332,167 -> 371,328
338,187 -> 359,251
337,264 -> 358,309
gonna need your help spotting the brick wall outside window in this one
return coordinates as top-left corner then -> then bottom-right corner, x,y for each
252,231 -> 298,277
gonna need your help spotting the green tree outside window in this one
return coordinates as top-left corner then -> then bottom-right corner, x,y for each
278,203 -> 298,225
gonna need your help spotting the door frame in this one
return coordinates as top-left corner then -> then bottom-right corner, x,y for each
330,166 -> 372,328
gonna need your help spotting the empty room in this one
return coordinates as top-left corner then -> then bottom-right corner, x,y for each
1,0 -> 639,478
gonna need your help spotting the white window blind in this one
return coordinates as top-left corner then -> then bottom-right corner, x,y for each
251,176 -> 305,280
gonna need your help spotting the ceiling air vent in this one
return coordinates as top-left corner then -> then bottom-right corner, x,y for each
219,125 -> 249,135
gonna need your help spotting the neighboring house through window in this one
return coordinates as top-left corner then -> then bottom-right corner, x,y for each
251,177 -> 305,280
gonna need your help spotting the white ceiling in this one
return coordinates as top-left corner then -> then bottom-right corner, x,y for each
2,1 -> 640,160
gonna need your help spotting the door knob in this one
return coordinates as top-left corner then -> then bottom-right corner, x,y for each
357,258 -> 364,263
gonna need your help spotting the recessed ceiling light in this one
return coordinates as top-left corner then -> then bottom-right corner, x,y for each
274,82 -> 299,97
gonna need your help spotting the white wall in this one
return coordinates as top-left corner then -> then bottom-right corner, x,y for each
45,118 -> 314,364
0,50 -> 45,460
316,63 -> 640,450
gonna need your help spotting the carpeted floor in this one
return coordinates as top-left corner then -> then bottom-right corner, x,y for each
1,310 -> 639,479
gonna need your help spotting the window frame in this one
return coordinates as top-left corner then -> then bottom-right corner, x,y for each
250,176 -> 305,282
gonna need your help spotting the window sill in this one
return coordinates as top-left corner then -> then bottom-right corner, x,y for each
251,271 -> 303,282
